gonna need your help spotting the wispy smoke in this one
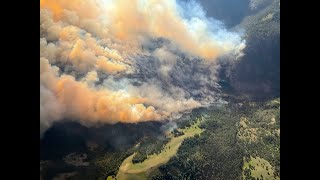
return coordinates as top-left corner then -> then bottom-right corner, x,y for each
40,0 -> 246,136
249,0 -> 273,10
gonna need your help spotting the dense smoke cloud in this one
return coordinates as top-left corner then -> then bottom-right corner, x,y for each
40,0 -> 246,136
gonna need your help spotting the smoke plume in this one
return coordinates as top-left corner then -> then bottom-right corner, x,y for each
40,0 -> 245,136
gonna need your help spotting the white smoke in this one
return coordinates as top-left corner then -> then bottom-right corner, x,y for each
40,0 -> 246,136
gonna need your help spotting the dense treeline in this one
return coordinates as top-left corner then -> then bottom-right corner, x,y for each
41,98 -> 279,180
220,0 -> 280,100
150,98 -> 279,180
94,150 -> 135,180
132,136 -> 170,164
151,107 -> 245,180
172,129 -> 184,137
40,121 -> 165,180
238,99 -> 280,177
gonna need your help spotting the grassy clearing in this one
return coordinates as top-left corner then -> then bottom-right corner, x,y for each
243,156 -> 279,180
238,99 -> 280,178
114,118 -> 203,180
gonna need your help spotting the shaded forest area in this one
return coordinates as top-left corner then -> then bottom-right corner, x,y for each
151,106 -> 244,180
